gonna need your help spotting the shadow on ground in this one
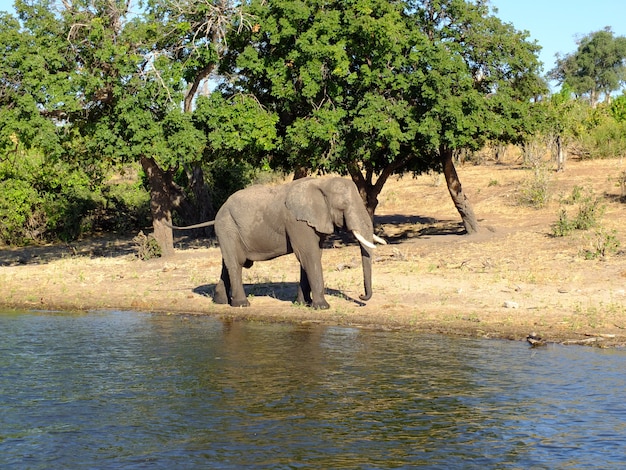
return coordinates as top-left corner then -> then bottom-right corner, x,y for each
0,215 -> 467,266
193,282 -> 366,307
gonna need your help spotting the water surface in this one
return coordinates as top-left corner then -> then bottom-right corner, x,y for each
1,310 -> 625,468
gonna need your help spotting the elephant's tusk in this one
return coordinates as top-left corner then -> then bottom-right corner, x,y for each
353,231 -> 376,250
373,234 -> 387,245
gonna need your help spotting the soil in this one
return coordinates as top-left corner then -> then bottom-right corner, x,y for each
2,156 -> 626,347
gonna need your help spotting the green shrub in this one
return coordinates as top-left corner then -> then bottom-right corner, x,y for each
574,111 -> 626,160
0,179 -> 45,244
0,152 -> 150,245
581,229 -> 621,259
551,186 -> 605,237
552,209 -> 574,237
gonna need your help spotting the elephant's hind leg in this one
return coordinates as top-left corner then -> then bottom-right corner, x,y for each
214,262 -> 230,305
225,260 -> 250,307
215,259 -> 250,307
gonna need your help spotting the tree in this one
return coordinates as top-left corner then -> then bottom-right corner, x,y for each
537,84 -> 580,171
550,28 -> 626,107
0,5 -> 73,159
2,0 -> 265,253
220,0 -> 545,233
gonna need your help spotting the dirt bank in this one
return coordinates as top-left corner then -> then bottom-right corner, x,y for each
2,158 -> 626,347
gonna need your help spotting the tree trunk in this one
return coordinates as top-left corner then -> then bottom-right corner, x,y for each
349,162 -> 397,220
177,163 -> 215,237
440,146 -> 479,234
140,156 -> 180,256
556,134 -> 565,172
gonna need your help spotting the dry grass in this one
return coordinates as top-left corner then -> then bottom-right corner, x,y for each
2,156 -> 626,346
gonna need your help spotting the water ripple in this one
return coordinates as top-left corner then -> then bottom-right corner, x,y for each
1,311 -> 625,468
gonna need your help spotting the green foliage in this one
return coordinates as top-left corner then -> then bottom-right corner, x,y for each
610,93 -> 626,122
551,186 -> 605,237
194,94 -> 278,158
0,178 -> 44,244
551,186 -> 620,259
204,158 -> 258,210
581,229 -> 621,259
573,103 -> 626,159
549,28 -> 626,106
538,90 -> 626,162
222,0 -> 544,209
0,150 -> 150,245
0,0 -> 552,237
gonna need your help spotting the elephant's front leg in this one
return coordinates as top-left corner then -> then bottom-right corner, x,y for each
297,251 -> 329,310
290,223 -> 329,309
296,266 -> 312,306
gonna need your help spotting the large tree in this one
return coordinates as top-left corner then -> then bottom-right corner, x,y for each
2,0 -> 263,253
550,27 -> 626,107
220,0 -> 545,233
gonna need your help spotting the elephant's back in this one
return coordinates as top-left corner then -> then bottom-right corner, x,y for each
215,183 -> 288,226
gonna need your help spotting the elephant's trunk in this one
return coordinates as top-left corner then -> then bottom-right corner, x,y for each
353,230 -> 374,301
359,244 -> 373,301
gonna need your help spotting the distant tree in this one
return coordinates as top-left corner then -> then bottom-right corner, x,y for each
221,0 -> 545,233
539,84 -> 579,171
550,28 -> 626,107
610,91 -> 626,122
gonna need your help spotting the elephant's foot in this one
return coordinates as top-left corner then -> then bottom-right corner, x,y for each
214,282 -> 229,304
296,292 -> 310,306
230,298 -> 250,308
311,299 -> 330,310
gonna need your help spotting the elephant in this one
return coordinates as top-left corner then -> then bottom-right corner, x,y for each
167,177 -> 386,309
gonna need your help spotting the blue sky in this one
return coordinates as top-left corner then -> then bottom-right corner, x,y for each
1,0 -> 624,77
490,0 -> 626,75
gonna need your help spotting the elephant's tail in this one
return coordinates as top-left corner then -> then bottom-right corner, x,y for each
164,220 -> 216,230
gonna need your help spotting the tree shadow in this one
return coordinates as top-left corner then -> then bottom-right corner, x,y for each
319,215 -> 465,248
0,213 -> 466,266
0,235 -> 138,266
604,193 -> 626,204
374,214 -> 466,243
193,282 -> 366,307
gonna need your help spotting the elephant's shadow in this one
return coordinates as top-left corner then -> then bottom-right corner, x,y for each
192,283 -> 366,307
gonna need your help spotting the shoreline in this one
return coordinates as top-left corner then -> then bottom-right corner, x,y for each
2,159 -> 626,347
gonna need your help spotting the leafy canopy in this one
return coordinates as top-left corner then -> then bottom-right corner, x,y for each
220,0 -> 545,211
550,27 -> 626,106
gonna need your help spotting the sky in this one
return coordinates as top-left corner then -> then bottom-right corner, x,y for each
1,0 -> 625,79
489,0 -> 626,76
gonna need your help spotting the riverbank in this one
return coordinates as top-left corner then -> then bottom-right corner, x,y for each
2,158 -> 626,346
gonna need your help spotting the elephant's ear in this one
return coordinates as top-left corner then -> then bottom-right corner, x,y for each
286,179 -> 334,234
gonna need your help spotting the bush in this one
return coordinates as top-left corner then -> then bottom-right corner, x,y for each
133,231 -> 162,260
0,152 -> 150,245
581,229 -> 621,259
0,178 -> 45,244
570,103 -> 626,160
517,166 -> 551,208
551,186 -> 605,237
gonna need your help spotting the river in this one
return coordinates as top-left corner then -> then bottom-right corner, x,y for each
1,310 -> 625,468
